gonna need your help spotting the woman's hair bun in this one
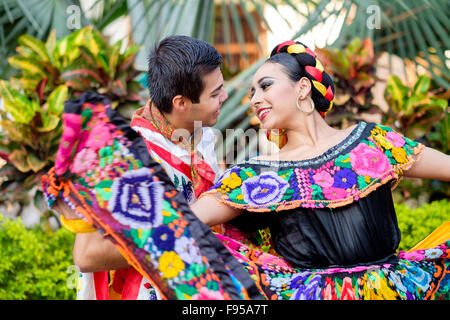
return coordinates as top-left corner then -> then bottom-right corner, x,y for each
270,40 -> 335,117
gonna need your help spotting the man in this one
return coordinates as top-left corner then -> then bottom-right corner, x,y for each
54,35 -> 228,299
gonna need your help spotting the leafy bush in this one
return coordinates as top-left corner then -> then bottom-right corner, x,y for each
0,26 -> 144,215
0,215 -> 76,299
395,199 -> 450,252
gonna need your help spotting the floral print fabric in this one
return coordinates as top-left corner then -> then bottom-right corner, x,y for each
43,97 -> 449,300
202,122 -> 424,211
218,234 -> 449,300
41,93 -> 262,300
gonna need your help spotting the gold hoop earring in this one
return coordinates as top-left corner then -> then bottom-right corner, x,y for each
296,96 -> 315,115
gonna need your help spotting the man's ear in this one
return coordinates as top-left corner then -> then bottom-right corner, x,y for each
172,95 -> 192,113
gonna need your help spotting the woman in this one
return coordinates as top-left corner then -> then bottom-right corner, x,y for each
45,41 -> 450,300
190,40 -> 450,300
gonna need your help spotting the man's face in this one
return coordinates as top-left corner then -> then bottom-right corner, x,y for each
187,67 -> 228,128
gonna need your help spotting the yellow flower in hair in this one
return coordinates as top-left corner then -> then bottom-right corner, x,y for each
287,44 -> 305,54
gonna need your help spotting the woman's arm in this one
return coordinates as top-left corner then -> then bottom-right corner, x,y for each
404,146 -> 450,181
191,195 -> 242,227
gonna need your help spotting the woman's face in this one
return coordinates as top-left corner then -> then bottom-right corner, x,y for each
250,62 -> 299,130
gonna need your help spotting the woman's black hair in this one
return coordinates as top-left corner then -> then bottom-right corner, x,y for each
147,35 -> 223,113
267,41 -> 335,116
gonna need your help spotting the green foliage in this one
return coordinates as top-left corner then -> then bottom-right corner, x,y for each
395,199 -> 450,252
315,38 -> 383,128
0,26 -> 144,214
0,215 -> 76,300
383,74 -> 448,139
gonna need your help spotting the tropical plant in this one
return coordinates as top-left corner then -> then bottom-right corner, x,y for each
383,74 -> 448,139
315,37 -> 383,127
0,26 -> 144,216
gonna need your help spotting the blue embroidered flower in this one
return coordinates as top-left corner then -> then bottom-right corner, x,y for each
241,171 -> 289,206
291,273 -> 321,300
401,262 -> 432,294
332,168 -> 357,189
152,225 -> 175,251
108,168 -> 163,229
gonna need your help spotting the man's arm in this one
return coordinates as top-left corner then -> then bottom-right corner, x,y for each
73,232 -> 130,273
53,199 -> 130,272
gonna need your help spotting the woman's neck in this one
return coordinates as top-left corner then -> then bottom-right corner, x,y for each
282,111 -> 338,152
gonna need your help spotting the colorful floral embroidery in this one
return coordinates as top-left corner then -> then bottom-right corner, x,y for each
42,95 -> 449,301
202,122 -> 424,211
242,171 -> 289,206
108,168 -> 164,229
42,94 -> 256,300
223,237 -> 449,300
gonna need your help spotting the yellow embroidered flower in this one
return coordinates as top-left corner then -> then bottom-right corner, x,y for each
373,134 -> 393,150
371,126 -> 386,137
158,251 -> 185,279
391,147 -> 408,163
221,172 -> 242,189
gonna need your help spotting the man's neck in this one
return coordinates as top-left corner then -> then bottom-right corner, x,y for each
163,111 -> 203,149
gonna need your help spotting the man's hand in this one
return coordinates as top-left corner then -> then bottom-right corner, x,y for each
52,199 -> 130,272
53,198 -> 79,220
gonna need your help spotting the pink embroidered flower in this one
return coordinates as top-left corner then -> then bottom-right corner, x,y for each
349,143 -> 391,178
55,113 -> 82,175
191,287 -> 225,300
85,123 -> 112,150
312,170 -> 334,188
72,148 -> 97,174
385,131 -> 405,148
400,250 -> 426,261
322,186 -> 348,200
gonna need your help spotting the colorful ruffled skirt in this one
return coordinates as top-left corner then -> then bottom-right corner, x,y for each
42,93 -> 450,300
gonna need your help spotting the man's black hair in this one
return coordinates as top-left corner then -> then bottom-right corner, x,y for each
147,35 -> 223,113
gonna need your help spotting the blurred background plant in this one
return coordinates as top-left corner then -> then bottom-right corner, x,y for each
0,25 -> 144,220
315,37 -> 383,128
0,215 -> 76,299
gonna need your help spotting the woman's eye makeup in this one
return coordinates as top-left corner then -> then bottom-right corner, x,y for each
260,80 -> 273,90
249,77 -> 274,98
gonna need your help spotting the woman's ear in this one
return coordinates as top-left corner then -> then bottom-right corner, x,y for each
296,77 -> 312,99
